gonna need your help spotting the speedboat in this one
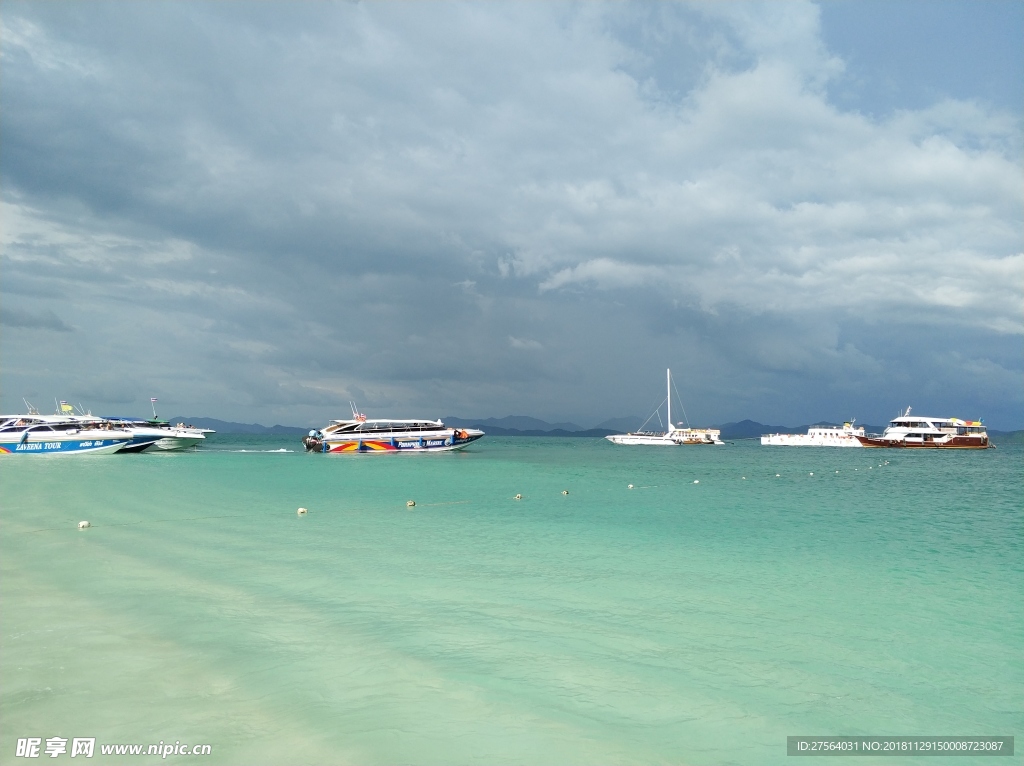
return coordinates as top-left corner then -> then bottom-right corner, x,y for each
0,415 -> 131,455
102,399 -> 211,451
606,369 -> 723,446
856,408 -> 990,449
303,403 -> 484,453
761,421 -> 865,447
105,418 -> 209,451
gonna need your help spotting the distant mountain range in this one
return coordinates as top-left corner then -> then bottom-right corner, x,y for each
173,415 -> 1021,441
168,417 -> 308,435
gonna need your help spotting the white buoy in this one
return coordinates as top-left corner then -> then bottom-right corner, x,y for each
776,474 -> 781,478
406,500 -> 416,508
514,494 -> 522,500
693,480 -> 699,484
561,490 -> 569,495
627,484 -> 634,489
297,507 -> 308,515
809,472 -> 814,476
742,476 -> 746,480
78,520 -> 90,529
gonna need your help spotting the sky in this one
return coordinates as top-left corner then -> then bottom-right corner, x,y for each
1,0 -> 1022,429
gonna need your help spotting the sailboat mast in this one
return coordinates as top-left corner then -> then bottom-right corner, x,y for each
666,368 -> 672,432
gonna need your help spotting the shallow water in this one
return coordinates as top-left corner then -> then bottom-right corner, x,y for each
1,436 -> 1021,764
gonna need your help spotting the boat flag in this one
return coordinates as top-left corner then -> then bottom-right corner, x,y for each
59,400 -> 73,413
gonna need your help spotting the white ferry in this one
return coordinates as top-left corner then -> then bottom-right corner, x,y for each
856,408 -> 990,449
302,404 -> 484,454
761,421 -> 865,447
606,370 -> 723,446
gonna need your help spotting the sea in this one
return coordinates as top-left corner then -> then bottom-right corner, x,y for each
1,436 -> 1021,765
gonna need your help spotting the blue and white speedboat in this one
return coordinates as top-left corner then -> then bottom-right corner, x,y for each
0,416 -> 131,455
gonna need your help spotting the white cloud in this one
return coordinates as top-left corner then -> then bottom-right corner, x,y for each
508,336 -> 543,351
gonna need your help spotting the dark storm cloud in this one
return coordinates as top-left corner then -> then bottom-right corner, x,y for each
1,1 -> 1021,427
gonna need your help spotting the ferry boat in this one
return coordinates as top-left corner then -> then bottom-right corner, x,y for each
855,408 -> 990,449
606,370 -> 723,446
761,421 -> 865,447
302,404 -> 484,453
0,415 -> 131,455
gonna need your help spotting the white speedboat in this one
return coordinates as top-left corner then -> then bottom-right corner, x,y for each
856,408 -> 990,449
303,403 -> 484,454
761,421 -> 865,447
606,370 -> 723,446
106,418 -> 208,451
0,415 -> 131,455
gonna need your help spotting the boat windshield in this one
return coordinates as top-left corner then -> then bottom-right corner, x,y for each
355,421 -> 442,432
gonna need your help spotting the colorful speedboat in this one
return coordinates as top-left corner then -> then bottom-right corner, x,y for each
302,404 -> 484,453
855,409 -> 990,449
0,416 -> 131,455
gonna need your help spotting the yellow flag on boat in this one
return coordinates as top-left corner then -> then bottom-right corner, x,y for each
59,401 -> 73,413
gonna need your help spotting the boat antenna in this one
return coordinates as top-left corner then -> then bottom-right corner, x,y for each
150,397 -> 158,419
23,398 -> 39,415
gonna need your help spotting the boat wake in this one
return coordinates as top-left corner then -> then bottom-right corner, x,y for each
213,448 -> 294,453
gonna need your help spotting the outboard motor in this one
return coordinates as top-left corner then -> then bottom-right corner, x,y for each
302,430 -> 325,452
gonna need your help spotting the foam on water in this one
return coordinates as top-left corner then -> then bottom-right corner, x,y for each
1,435 -> 1021,764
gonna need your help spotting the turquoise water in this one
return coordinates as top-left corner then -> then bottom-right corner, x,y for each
1,437 -> 1021,765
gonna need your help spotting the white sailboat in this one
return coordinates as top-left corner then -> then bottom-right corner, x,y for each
605,369 -> 723,446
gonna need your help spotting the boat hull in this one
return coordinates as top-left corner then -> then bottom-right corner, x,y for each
855,435 -> 990,449
761,435 -> 863,447
313,433 -> 483,454
149,435 -> 205,450
605,434 -> 678,446
606,430 -> 723,446
0,437 -> 128,455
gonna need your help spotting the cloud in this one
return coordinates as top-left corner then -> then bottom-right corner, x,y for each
508,336 -> 543,351
0,305 -> 73,332
0,1 -> 1020,427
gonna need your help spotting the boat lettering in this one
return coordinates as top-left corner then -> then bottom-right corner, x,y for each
15,443 -> 43,451
44,442 -> 62,449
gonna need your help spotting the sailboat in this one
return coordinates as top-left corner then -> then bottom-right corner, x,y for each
605,369 -> 723,446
